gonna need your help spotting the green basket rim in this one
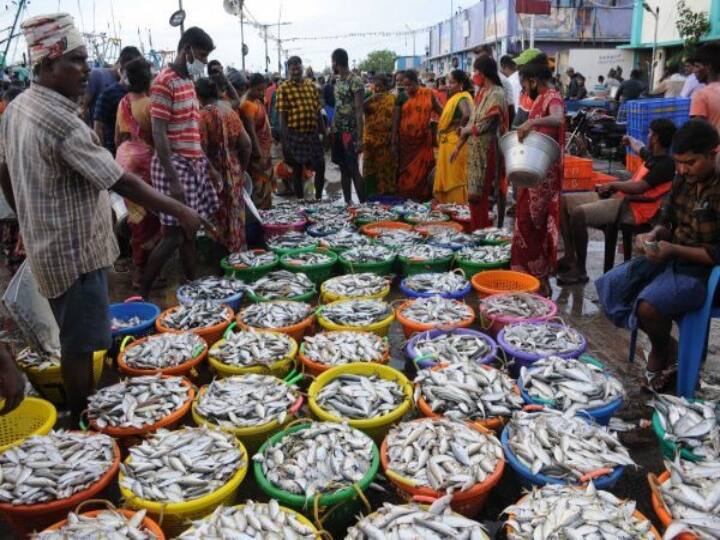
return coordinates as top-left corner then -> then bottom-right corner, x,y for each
338,256 -> 396,270
454,257 -> 510,270
246,287 -> 317,303
651,409 -> 703,462
398,254 -> 454,265
269,243 -> 319,257
279,250 -> 338,271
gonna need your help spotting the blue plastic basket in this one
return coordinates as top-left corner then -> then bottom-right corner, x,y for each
368,195 -> 405,206
625,97 -> 690,145
501,424 -> 625,489
109,301 -> 160,338
175,286 -> 244,312
405,328 -> 497,369
399,275 -> 472,300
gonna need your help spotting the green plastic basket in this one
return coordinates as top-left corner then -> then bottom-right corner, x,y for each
280,250 -> 338,285
651,410 -> 703,462
221,254 -> 279,281
338,255 -> 396,276
454,257 -> 510,278
481,238 -> 512,246
398,255 -> 454,276
269,243 -> 319,257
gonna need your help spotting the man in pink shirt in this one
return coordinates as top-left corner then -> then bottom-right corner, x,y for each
690,42 -> 720,133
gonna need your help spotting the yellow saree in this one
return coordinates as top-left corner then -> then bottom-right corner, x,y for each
433,91 -> 472,203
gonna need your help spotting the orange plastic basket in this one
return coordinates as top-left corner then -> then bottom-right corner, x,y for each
360,221 -> 412,238
395,299 -> 475,339
471,270 -> 540,298
117,333 -> 208,377
413,221 -> 464,236
563,155 -> 592,179
156,306 -> 234,346
651,471 -> 696,540
43,507 -> 165,539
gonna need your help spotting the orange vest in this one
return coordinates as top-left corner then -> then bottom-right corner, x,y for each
620,165 -> 671,224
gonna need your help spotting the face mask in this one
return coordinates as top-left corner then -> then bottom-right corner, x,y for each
472,73 -> 484,87
186,48 -> 206,81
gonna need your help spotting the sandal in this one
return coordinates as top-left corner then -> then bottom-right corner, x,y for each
641,364 -> 678,393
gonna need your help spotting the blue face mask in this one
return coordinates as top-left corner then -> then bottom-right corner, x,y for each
186,48 -> 206,81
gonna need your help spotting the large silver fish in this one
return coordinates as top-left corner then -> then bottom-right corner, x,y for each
651,394 -> 720,459
249,270 -> 315,300
160,301 -> 232,330
33,509 -> 155,540
315,373 -> 405,420
303,331 -> 386,366
239,301 -> 313,329
322,273 -> 388,299
211,330 -> 292,367
321,299 -> 391,326
123,332 -> 205,370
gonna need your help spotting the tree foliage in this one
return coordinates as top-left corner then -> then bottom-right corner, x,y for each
676,0 -> 710,47
358,50 -> 396,73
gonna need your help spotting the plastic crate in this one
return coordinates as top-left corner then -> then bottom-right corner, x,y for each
563,155 -> 593,180
626,152 -> 642,174
625,98 -> 690,145
591,171 -> 617,183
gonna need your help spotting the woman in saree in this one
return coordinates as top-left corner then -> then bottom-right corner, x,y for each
512,56 -> 565,296
452,55 -> 508,229
240,73 -> 274,210
114,58 -> 161,289
392,69 -> 443,200
434,69 -> 473,203
363,73 -> 397,197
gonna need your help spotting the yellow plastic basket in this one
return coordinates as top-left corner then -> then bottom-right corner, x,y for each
208,331 -> 298,379
308,362 -> 413,443
0,397 -> 57,453
317,301 -> 395,338
320,280 -> 391,304
119,433 -> 248,537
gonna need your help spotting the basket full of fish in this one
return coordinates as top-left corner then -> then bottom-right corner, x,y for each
117,332 -> 208,377
260,208 -> 307,240
319,229 -> 371,253
651,394 -> 720,462
109,299 -> 161,339
236,301 -> 316,342
221,248 -> 279,281
308,363 -> 413,441
155,301 -> 234,346
299,331 -> 389,376
359,220 -> 412,238
404,210 -> 451,225
320,272 -> 391,303
381,418 -> 505,516
338,245 -> 397,276
317,298 -> 395,337
473,226 -> 513,245
246,270 -> 317,303
373,228 -> 424,250
176,276 -> 245,311
405,328 -> 497,369
518,355 -> 625,425
479,292 -> 557,336
455,244 -> 512,277
497,321 -> 587,373
399,271 -> 471,299
351,204 -> 397,226
266,231 -> 318,256
426,229 -> 480,251
395,296 -> 475,339
502,409 -> 635,489
38,506 -> 164,540
208,325 -> 297,378
279,248 -> 338,285
397,244 -> 454,276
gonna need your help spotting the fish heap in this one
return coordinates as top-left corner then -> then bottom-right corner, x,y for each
341,244 -> 395,263
390,201 -> 428,216
239,301 -> 313,329
160,301 -> 231,330
267,231 -> 316,251
320,230 -> 371,251
406,210 -> 450,223
307,221 -> 352,236
652,394 -> 720,459
403,272 -> 469,296
322,273 -> 388,299
122,332 -> 205,370
179,276 -> 244,302
346,500 -> 488,539
178,501 -> 316,539
415,363 -> 523,421
480,292 -> 552,319
399,297 -> 473,325
427,229 -> 479,250
374,229 -> 424,249
398,244 -> 453,261
34,509 -> 156,540
657,457 -> 720,539
519,356 -> 625,414
434,203 -> 468,215
195,375 -> 297,428
0,431 -> 115,505
111,316 -> 142,331
303,331 -> 386,366
506,410 -> 635,480
385,419 -> 503,492
321,299 -> 391,326
212,330 -> 292,367
88,375 -> 189,430
456,244 -> 511,264
452,207 -> 471,220
120,427 -> 244,503
473,227 -> 512,244
353,205 -> 396,223
15,347 -> 60,371
504,483 -> 656,539
502,322 -> 584,357
250,270 -> 315,300
227,250 -> 277,268
307,205 -> 350,222
260,208 -> 304,225
281,250 -> 334,266
254,422 -> 374,498
315,373 -> 405,419
413,332 -> 492,364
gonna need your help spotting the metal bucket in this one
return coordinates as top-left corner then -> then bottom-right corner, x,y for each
499,131 -> 560,188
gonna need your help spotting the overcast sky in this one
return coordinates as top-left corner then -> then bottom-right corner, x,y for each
2,0 -> 458,72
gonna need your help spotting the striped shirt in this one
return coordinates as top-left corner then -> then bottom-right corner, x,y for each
0,84 -> 123,298
150,67 -> 203,159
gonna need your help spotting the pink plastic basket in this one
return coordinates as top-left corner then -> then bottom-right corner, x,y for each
262,219 -> 307,240
478,293 -> 557,336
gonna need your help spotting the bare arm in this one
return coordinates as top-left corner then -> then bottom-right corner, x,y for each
0,163 -> 15,212
238,127 -> 252,170
457,99 -> 471,127
216,74 -> 241,109
151,117 -> 184,202
431,94 -> 444,116
529,102 -> 564,128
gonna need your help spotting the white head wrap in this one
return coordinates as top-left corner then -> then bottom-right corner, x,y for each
21,13 -> 85,66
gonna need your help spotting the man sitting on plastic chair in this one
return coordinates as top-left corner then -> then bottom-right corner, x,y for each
596,119 -> 720,393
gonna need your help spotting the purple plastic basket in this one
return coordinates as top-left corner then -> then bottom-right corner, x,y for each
497,321 -> 587,374
262,218 -> 307,240
405,328 -> 497,369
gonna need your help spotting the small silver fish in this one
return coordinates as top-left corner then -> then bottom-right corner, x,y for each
178,276 -> 244,302
374,229 -> 424,250
341,245 -> 395,264
249,270 -> 315,300
427,229 -> 479,250
267,231 -> 316,251
211,330 -> 293,367
322,273 -> 388,299
403,271 -> 469,296
651,394 -> 720,459
281,250 -> 334,266
239,301 -> 313,329
502,322 -> 584,356
320,230 -> 371,251
303,331 -> 386,366
15,347 -> 60,371
399,296 -> 473,325
260,208 -> 304,225
413,331 -> 492,365
315,373 -> 405,419
160,301 -> 232,330
406,210 -> 450,223
111,315 -> 143,331
472,227 -> 512,244
321,299 -> 391,326
33,509 -> 155,540
398,244 -> 453,262
227,249 -> 277,268
123,332 -> 205,370
456,244 -> 511,264
480,293 -> 552,319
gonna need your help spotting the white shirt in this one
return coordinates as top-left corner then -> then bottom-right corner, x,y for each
508,71 -> 522,112
681,73 -> 704,99
499,72 -> 515,107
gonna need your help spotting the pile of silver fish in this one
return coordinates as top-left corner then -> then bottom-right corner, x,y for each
250,270 -> 315,299
341,244 -> 395,263
652,394 -> 720,459
253,422 -> 374,498
321,299 -> 391,326
315,373 -> 405,419
160,301 -> 231,330
34,509 -> 156,540
123,332 -> 205,370
452,207 -> 471,220
520,356 -> 625,413
15,347 -> 60,370
179,276 -> 244,302
303,331 -> 386,365
227,249 -> 277,268
354,206 -> 396,223
658,457 -> 720,539
434,203 -> 468,215
281,251 -> 334,266
322,273 -> 388,299
406,210 -> 449,223
320,230 -> 371,251
374,229 -> 424,249
480,293 -> 552,319
504,483 -> 656,540
398,244 -> 453,261
212,330 -> 292,367
385,419 -> 503,492
111,316 -> 142,331
306,221 -> 351,236
346,500 -> 489,539
261,208 -> 304,225
178,501 -> 316,539
0,431 -> 115,505
413,332 -> 492,364
120,427 -> 243,503
267,231 -> 316,251
473,227 -> 512,243
502,322 -> 584,356
507,410 -> 635,480
415,363 -> 523,421
88,375 -> 189,430
391,201 -> 428,216
239,301 -> 313,329
195,375 -> 297,428
399,297 -> 473,325
427,229 -> 479,249
456,244 -> 511,264
403,272 -> 469,296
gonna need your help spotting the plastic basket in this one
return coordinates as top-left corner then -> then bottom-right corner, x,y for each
497,322 -> 587,374
109,301 -> 160,339
413,221 -> 464,236
478,292 -> 557,336
395,299 -> 475,339
563,155 -> 593,184
117,333 -> 208,377
236,303 -> 316,343
269,242 -> 319,257
320,277 -> 392,304
368,195 -> 405,205
208,328 -> 298,379
298,332 -> 390,377
399,274 -> 472,300
455,257 -> 510,279
359,221 -> 412,238
183,504 -> 320,538
42,506 -> 165,539
405,328 -> 498,369
20,350 -> 105,406
176,286 -> 244,312
308,363 -> 413,443
279,249 -> 338,285
220,250 -> 279,281
651,410 -> 703,462
471,270 -> 540,298
262,218 -> 307,240
650,471 -> 695,540
398,254 -> 454,277
625,97 -> 690,144
317,301 -> 395,338
0,397 -> 57,453
246,287 -> 317,304
156,305 -> 234,346
337,254 -> 396,277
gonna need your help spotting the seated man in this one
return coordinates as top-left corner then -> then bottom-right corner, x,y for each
596,119 -> 720,392
558,118 -> 677,284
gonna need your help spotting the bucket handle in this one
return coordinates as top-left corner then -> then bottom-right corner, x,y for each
411,354 -> 438,370
124,296 -> 143,303
647,472 -> 671,515
385,468 -> 419,487
74,498 -> 117,514
289,395 -> 304,414
523,404 -> 545,412
120,335 -> 135,353
284,369 -> 304,386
